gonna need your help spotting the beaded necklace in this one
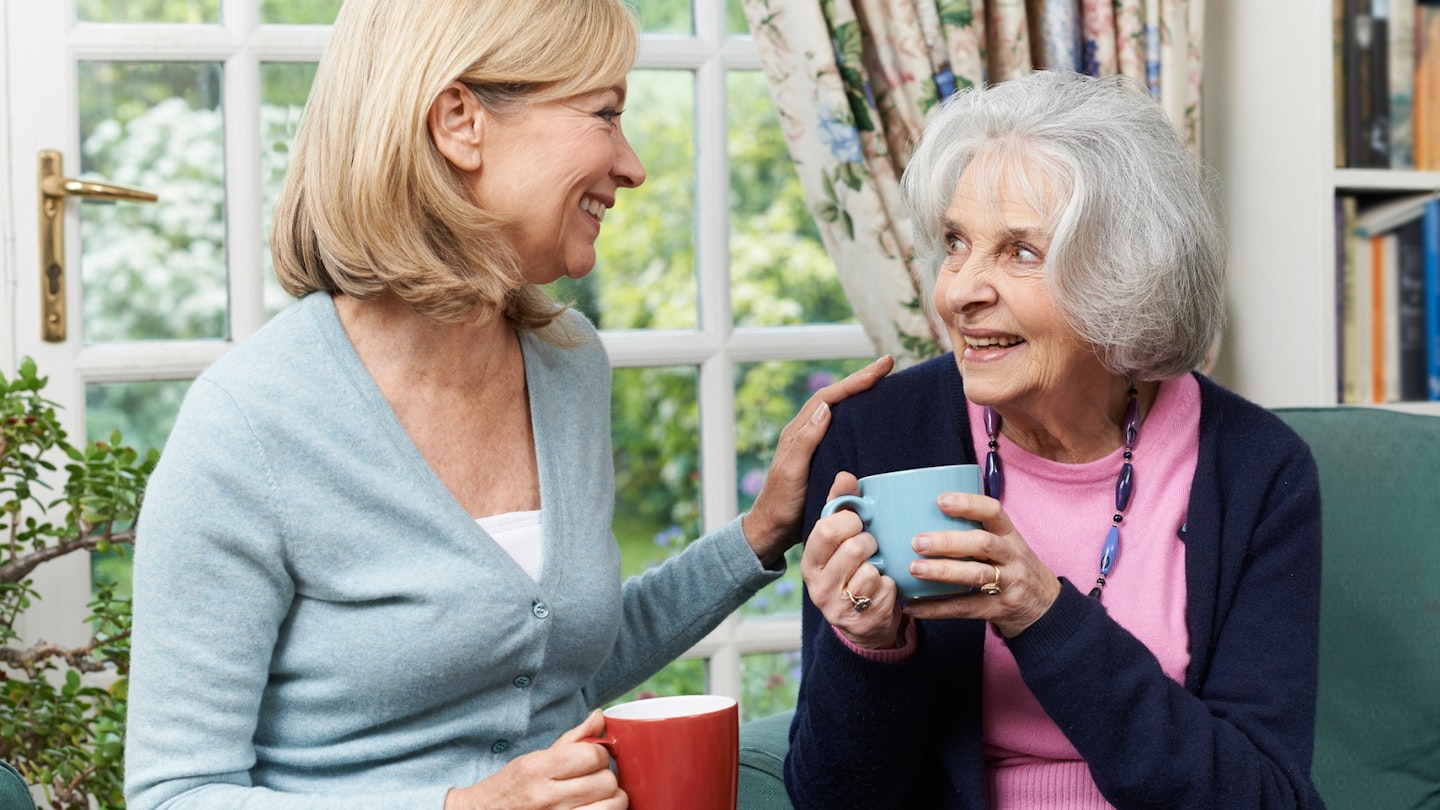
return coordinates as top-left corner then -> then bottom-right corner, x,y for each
983,385 -> 1139,601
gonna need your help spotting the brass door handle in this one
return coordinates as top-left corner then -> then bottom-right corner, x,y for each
37,149 -> 159,342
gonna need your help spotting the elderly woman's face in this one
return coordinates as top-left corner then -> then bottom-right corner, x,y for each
933,156 -> 1101,409
469,82 -> 646,283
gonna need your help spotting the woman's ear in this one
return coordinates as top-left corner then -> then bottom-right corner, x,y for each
428,81 -> 484,172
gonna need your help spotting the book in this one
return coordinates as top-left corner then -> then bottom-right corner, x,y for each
1341,195 -> 1364,402
1396,217 -> 1428,400
1378,232 -> 1401,401
1337,196 -> 1350,402
1354,191 -> 1431,235
1336,196 -> 1347,397
1391,0 -> 1417,168
1366,234 -> 1388,401
1354,222 -> 1374,402
1336,0 -> 1349,167
1416,1 -> 1440,170
1425,199 -> 1440,399
1369,0 -> 1393,168
1344,0 -> 1379,167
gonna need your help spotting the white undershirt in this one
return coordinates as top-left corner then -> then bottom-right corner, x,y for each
475,509 -> 544,583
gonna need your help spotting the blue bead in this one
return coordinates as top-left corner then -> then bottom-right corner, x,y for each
1123,392 -> 1140,448
1115,462 -> 1134,510
985,449 -> 1004,498
1099,525 -> 1119,575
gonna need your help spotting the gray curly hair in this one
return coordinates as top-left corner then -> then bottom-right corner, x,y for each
901,70 -> 1226,380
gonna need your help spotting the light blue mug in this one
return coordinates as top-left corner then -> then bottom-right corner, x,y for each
819,464 -> 983,601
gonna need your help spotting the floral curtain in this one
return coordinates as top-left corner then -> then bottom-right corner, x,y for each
741,0 -> 1206,366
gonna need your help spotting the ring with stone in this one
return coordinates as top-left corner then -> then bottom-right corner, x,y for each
843,588 -> 872,612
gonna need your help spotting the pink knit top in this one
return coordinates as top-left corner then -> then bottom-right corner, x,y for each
969,375 -> 1199,807
834,374 -> 1200,808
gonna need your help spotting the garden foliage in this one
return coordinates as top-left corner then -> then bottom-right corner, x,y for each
1,359 -> 156,810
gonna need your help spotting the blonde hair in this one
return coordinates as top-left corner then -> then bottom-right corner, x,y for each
271,0 -> 639,339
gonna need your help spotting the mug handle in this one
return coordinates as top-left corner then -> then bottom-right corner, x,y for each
819,495 -> 885,574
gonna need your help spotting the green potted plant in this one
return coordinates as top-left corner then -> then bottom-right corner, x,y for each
1,357 -> 157,810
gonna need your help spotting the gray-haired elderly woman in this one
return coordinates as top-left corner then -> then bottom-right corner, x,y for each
786,70 -> 1326,808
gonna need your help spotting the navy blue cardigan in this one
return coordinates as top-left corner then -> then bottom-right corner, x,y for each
786,355 -> 1326,809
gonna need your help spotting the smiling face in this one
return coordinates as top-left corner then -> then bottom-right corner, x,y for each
468,82 -> 646,284
933,151 -> 1108,414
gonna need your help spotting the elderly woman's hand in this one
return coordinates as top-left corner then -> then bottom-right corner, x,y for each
741,356 -> 894,567
798,473 -> 906,651
900,490 -> 1063,638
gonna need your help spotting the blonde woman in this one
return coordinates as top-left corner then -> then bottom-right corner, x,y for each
123,1 -> 890,808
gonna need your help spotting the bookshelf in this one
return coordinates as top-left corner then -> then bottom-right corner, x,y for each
1203,0 -> 1440,412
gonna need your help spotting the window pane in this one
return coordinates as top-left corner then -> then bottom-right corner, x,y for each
728,71 -> 853,327
77,0 -> 219,23
735,358 -> 871,618
632,0 -> 692,34
607,658 -> 708,707
260,0 -> 342,24
612,366 -> 701,578
741,650 -> 802,723
79,61 -> 227,343
86,379 -> 192,596
261,62 -> 319,320
557,69 -> 697,330
728,0 -> 750,35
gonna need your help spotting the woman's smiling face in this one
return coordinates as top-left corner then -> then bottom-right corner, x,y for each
932,151 -> 1102,410
469,82 -> 646,284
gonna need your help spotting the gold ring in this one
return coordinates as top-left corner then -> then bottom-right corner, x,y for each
980,564 -> 1002,596
843,588 -> 872,613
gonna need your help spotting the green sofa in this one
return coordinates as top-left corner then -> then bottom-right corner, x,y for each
737,406 -> 1440,809
0,761 -> 35,810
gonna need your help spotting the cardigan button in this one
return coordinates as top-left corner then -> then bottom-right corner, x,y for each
513,675 -> 533,688
532,601 -> 551,619
491,739 -> 510,754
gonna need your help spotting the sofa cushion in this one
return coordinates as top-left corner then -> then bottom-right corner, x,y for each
738,709 -> 794,810
0,760 -> 35,810
1275,406 -> 1440,809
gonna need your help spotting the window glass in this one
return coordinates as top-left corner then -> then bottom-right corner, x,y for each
260,0 -> 342,24
612,366 -> 702,576
727,0 -> 750,35
86,379 -> 192,595
607,658 -> 708,707
741,650 -> 802,723
734,358 -> 871,618
260,61 -> 318,319
728,71 -> 853,327
76,0 -> 219,23
79,61 -> 227,343
554,69 -> 697,330
631,0 -> 692,34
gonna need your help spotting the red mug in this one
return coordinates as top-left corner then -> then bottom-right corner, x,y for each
583,694 -> 739,810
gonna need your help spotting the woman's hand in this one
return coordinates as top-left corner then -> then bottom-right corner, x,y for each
741,355 -> 895,567
900,490 -> 1063,638
799,473 -> 906,651
443,711 -> 625,810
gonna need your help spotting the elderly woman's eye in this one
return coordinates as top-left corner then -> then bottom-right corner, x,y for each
597,107 -> 623,123
1015,245 -> 1040,262
945,235 -> 968,254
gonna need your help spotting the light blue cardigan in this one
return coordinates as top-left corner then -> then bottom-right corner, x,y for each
125,293 -> 780,809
